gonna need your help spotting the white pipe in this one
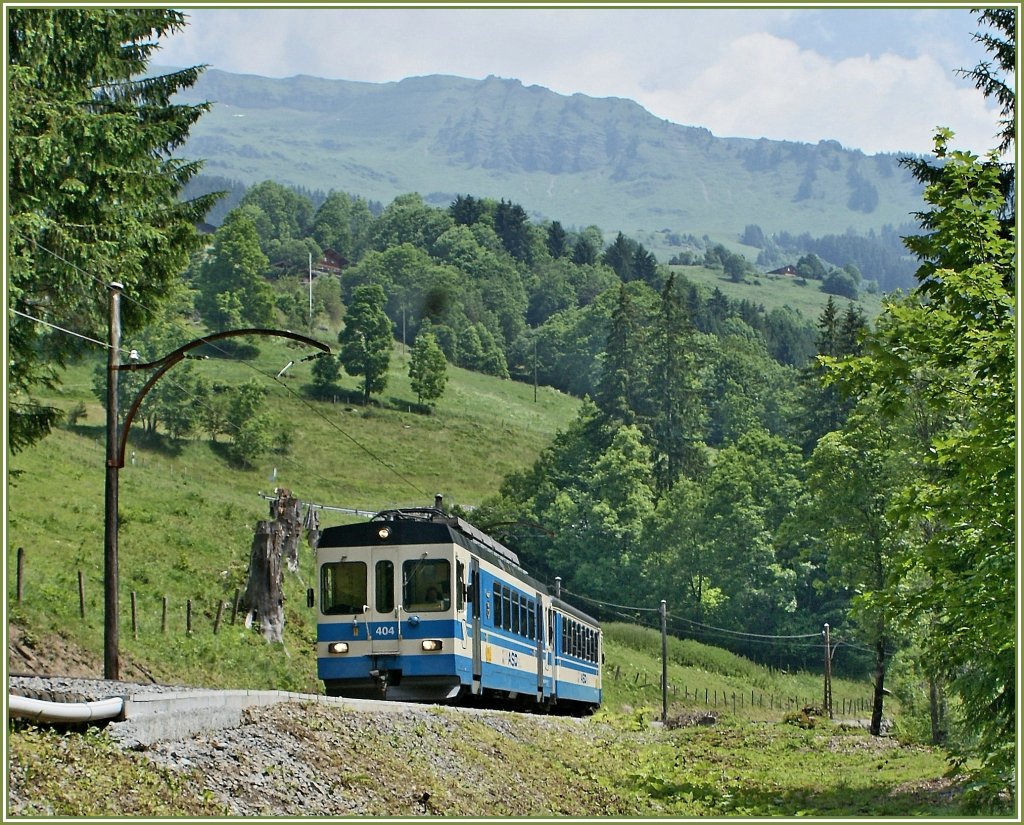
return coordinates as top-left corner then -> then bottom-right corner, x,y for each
9,694 -> 124,723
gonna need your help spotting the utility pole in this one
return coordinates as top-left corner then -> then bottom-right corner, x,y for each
308,252 -> 313,331
104,282 -> 123,680
533,335 -> 538,403
823,623 -> 833,719
660,599 -> 668,723
103,285 -> 330,680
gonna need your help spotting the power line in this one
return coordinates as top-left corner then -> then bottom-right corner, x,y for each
9,307 -> 123,352
559,586 -> 661,613
12,230 -> 116,295
21,236 -> 428,499
667,612 -> 821,640
265,373 -> 428,498
556,585 -> 832,651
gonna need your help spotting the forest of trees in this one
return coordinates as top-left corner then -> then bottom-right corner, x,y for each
7,7 -> 1014,808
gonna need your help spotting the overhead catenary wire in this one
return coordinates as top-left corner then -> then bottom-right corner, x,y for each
559,586 -> 827,644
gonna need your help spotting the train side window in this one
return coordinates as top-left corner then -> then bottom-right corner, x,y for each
503,587 -> 512,631
493,584 -> 503,628
375,560 -> 394,613
511,592 -> 521,635
321,561 -> 367,615
456,561 -> 465,611
527,600 -> 535,640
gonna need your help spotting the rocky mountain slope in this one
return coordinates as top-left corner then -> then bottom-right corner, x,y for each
171,69 -> 924,239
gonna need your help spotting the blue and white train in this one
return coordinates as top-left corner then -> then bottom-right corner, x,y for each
310,500 -> 601,713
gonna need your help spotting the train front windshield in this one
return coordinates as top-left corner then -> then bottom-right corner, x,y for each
403,559 -> 450,611
321,561 -> 367,615
320,556 -> 451,614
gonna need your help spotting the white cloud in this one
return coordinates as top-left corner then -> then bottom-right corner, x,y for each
637,32 -> 999,154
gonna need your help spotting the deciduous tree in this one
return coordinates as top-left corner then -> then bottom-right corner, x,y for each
338,284 -> 393,402
409,331 -> 448,408
194,207 -> 275,328
826,12 -> 1015,795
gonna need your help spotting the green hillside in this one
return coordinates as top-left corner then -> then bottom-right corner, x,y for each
171,69 -> 924,243
6,335 -> 577,689
671,263 -> 885,321
7,333 -> 854,710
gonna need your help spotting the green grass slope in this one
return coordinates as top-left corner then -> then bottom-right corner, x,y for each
671,263 -> 885,321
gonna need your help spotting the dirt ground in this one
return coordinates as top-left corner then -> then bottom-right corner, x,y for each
9,623 -> 106,680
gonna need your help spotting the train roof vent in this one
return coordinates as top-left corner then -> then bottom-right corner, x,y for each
451,516 -> 520,566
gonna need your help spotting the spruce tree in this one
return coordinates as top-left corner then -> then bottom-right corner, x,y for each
338,284 -> 393,403
595,284 -> 642,423
647,274 -> 705,490
8,8 -> 217,450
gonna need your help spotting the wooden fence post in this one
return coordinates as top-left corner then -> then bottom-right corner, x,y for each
78,571 -> 86,619
161,596 -> 168,634
16,547 -> 24,603
213,600 -> 224,634
231,588 -> 240,625
131,591 -> 138,640
186,599 -> 193,635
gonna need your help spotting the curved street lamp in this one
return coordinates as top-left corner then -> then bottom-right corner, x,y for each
104,282 -> 331,679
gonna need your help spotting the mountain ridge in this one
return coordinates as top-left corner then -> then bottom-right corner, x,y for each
172,68 -> 924,241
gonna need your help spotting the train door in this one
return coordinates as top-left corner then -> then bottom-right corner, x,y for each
369,549 -> 400,654
548,608 -> 560,697
468,557 -> 482,692
535,593 -> 545,701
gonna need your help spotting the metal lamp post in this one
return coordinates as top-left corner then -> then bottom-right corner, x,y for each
103,281 -> 331,680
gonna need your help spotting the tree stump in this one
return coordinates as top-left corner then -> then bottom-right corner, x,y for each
242,488 -> 304,643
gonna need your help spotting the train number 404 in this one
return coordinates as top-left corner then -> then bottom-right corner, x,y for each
374,625 -> 396,637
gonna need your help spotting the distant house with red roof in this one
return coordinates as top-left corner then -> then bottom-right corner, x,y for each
316,249 -> 348,274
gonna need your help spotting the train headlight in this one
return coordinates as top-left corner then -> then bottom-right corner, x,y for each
328,642 -> 350,655
421,639 -> 443,652
376,526 -> 391,541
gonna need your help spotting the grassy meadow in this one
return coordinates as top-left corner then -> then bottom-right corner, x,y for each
670,263 -> 885,321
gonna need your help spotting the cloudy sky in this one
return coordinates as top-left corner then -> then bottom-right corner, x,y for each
157,5 -> 1002,156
